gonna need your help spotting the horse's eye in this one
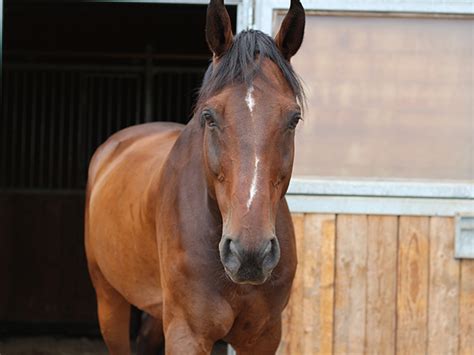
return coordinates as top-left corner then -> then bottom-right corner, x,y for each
288,114 -> 302,130
201,110 -> 217,128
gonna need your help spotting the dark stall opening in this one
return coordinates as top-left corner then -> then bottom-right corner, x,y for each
0,0 -> 236,338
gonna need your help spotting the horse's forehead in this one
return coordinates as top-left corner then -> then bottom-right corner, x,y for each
206,59 -> 297,118
257,58 -> 295,92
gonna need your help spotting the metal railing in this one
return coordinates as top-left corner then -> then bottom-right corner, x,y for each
1,62 -> 205,190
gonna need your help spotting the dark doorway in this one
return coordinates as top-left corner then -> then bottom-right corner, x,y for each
0,0 -> 236,336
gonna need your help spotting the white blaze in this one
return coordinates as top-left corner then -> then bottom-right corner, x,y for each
247,157 -> 260,209
245,85 -> 255,113
245,84 -> 258,209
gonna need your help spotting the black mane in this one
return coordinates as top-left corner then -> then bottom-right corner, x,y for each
196,29 -> 305,110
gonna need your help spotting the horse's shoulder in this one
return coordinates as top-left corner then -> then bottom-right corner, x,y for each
87,122 -> 185,189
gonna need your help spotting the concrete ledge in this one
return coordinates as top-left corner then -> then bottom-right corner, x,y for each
287,177 -> 474,199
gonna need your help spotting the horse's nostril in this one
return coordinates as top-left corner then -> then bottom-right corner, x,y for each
229,240 -> 241,259
219,237 -> 241,274
262,237 -> 280,272
262,239 -> 272,255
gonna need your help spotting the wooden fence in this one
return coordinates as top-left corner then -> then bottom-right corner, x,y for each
279,214 -> 473,355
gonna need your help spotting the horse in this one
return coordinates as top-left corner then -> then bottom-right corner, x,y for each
85,0 -> 306,353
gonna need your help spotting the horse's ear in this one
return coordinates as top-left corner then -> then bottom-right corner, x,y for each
206,0 -> 233,58
274,0 -> 305,61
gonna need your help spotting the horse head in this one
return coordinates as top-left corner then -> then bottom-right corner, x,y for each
199,0 -> 305,285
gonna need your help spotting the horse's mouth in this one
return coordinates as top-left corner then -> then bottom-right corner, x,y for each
224,266 -> 271,286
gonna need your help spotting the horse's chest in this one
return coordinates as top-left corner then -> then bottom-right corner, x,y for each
225,293 -> 277,346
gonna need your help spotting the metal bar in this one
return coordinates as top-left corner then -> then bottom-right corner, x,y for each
176,70 -> 183,122
78,74 -> 87,187
106,77 -> 113,136
286,194 -> 474,217
155,72 -> 162,120
116,78 -> 123,131
0,0 -> 3,90
185,72 -> 192,121
5,63 -> 206,74
154,67 -> 206,74
5,49 -> 210,61
166,73 -> 173,121
38,71 -> 46,188
135,76 -> 142,124
57,71 -> 66,188
66,72 -> 75,189
287,177 -> 474,200
29,71 -> 38,188
48,71 -> 57,189
20,71 -> 29,188
125,77 -> 132,127
1,70 -> 9,187
0,188 -> 85,195
4,63 -> 145,73
10,71 -> 19,187
86,77 -> 94,165
144,46 -> 154,122
97,76 -> 105,147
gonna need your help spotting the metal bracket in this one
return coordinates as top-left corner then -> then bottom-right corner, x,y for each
455,214 -> 474,259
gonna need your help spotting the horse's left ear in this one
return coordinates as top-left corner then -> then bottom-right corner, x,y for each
206,0 -> 234,58
274,0 -> 305,61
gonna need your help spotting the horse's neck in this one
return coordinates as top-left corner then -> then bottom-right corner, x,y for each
157,118 -> 222,235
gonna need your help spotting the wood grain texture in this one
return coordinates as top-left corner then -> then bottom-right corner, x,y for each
366,215 -> 398,354
318,215 -> 336,355
459,260 -> 474,355
301,214 -> 336,355
278,213 -> 305,354
334,214 -> 368,354
302,214 -> 319,354
428,217 -> 460,354
280,214 -> 465,355
396,216 -> 430,354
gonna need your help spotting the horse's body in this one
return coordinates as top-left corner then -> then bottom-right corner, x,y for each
85,1 -> 306,354
86,119 -> 295,352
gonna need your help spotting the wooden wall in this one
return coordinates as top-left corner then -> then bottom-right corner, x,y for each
279,214 -> 473,355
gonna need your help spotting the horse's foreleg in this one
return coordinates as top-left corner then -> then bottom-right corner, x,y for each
164,320 -> 214,355
89,264 -> 131,355
136,311 -> 164,355
233,318 -> 282,355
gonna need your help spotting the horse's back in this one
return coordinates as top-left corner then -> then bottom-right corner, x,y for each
85,121 -> 184,312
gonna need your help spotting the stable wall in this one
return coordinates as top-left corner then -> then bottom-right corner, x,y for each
279,213 -> 473,354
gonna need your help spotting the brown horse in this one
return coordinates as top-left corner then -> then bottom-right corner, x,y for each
85,0 -> 305,353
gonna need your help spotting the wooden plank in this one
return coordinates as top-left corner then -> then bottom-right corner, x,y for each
334,214 -> 368,354
427,217 -> 460,353
318,215 -> 336,355
366,215 -> 398,354
301,214 -> 335,355
459,260 -> 474,355
396,216 -> 430,354
278,213 -> 305,354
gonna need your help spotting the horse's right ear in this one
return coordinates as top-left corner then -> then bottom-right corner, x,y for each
206,0 -> 233,58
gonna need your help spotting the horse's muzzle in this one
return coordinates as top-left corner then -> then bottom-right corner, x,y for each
219,236 -> 280,285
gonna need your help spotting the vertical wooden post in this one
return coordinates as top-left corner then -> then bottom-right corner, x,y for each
334,215 -> 368,354
428,217 -> 460,353
459,260 -> 474,354
396,216 -> 430,354
366,215 -> 398,354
